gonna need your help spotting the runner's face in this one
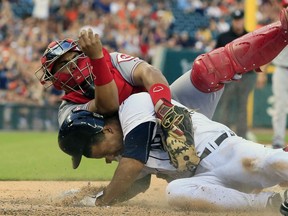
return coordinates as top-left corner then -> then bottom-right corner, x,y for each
88,130 -> 123,159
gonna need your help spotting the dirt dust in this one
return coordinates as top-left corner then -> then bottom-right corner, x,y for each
0,177 -> 283,216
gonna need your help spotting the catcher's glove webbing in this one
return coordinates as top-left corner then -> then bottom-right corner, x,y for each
155,99 -> 200,171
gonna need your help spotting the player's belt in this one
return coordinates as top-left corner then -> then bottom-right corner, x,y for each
200,131 -> 235,160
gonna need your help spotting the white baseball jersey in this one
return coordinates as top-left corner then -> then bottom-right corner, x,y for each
119,92 -> 288,210
119,92 -> 233,178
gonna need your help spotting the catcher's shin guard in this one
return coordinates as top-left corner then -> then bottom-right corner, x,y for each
191,8 -> 288,93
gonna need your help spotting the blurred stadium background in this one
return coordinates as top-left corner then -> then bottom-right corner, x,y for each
0,0 -> 286,132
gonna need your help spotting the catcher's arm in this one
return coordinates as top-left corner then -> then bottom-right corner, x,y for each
132,62 -> 176,123
133,62 -> 199,171
132,61 -> 169,92
78,29 -> 119,116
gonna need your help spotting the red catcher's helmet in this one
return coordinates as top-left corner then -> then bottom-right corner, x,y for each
35,39 -> 95,94
282,0 -> 288,7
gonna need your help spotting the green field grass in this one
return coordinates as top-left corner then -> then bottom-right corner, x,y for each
0,129 -> 286,181
248,128 -> 288,144
0,131 -> 117,180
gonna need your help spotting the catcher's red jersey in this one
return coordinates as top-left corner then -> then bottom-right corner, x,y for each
103,50 -> 146,104
62,48 -> 146,104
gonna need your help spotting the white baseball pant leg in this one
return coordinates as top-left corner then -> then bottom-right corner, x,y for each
166,137 -> 288,210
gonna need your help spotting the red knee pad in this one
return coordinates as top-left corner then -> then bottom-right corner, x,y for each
191,48 -> 231,93
191,8 -> 288,93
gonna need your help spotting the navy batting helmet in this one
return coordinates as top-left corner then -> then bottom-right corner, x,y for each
58,109 -> 104,169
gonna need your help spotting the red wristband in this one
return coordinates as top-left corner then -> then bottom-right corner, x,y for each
148,83 -> 172,106
90,57 -> 113,86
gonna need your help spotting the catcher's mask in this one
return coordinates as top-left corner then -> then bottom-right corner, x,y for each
35,38 -> 95,94
58,109 -> 104,169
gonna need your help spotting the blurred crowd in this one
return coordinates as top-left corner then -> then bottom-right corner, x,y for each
0,0 -> 281,107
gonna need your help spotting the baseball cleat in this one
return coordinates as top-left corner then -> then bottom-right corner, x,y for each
268,192 -> 282,209
267,190 -> 288,214
272,143 -> 283,149
280,199 -> 288,216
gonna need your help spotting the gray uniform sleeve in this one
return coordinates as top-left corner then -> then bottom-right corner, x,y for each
170,70 -> 223,119
272,47 -> 288,67
58,100 -> 90,126
109,52 -> 144,86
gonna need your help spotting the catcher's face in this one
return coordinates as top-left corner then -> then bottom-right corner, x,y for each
52,52 -> 78,74
35,39 -> 95,93
50,51 -> 95,92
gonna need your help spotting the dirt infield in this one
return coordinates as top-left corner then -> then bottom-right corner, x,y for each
0,177 -> 284,216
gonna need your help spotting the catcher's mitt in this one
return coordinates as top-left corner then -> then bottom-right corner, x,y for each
156,100 -> 200,171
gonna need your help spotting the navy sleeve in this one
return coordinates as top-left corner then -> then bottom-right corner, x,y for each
122,121 -> 156,163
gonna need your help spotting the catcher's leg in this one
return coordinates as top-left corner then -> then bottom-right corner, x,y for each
171,70 -> 224,119
191,8 -> 288,93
